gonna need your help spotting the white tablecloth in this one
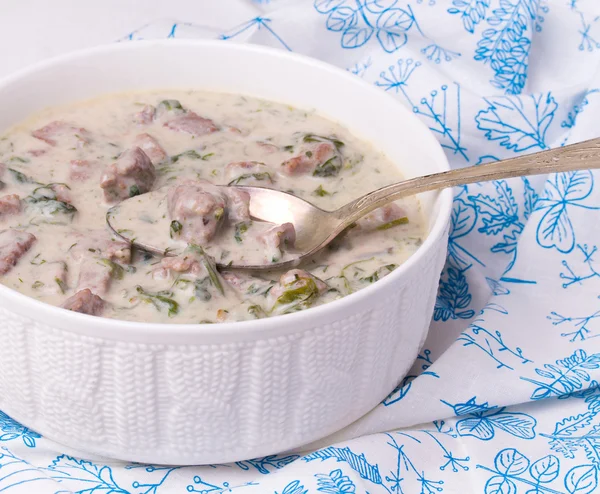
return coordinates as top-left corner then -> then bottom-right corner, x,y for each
2,1 -> 600,492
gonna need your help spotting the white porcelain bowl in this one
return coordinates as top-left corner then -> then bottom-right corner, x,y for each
0,40 -> 452,465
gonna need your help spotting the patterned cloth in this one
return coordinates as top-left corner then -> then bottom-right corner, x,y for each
2,0 -> 600,492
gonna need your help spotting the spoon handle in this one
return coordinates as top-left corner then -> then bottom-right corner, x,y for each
334,136 -> 600,226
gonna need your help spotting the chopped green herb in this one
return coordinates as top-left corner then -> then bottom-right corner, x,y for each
55,277 -> 66,294
313,155 -> 342,177
228,172 -> 272,186
157,99 -> 184,113
271,274 -> 323,314
283,145 -> 294,153
313,185 -> 331,197
129,185 -> 141,197
234,221 -> 252,244
187,245 -> 224,295
360,264 -> 398,283
8,156 -> 29,164
98,259 -> 125,280
135,285 -> 180,317
376,217 -> 409,230
170,220 -> 183,239
25,195 -> 77,224
303,133 -> 345,150
30,254 -> 46,265
248,304 -> 267,319
32,281 -> 44,290
214,207 -> 225,221
171,150 -> 214,162
8,168 -> 37,184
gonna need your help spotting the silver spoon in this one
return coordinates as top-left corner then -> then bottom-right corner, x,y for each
107,137 -> 600,270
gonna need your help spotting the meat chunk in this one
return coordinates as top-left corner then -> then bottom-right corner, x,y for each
76,259 -> 113,296
100,147 -> 156,202
61,289 -> 105,316
0,195 -> 21,216
69,229 -> 131,264
32,121 -> 90,147
223,188 -> 250,223
268,269 -> 327,313
50,184 -> 71,204
133,104 -> 156,125
357,204 -> 408,231
69,160 -> 93,181
259,223 -> 296,255
0,230 -> 36,275
133,133 -> 167,164
164,112 -> 219,137
225,161 -> 273,185
281,141 -> 338,176
168,180 -> 227,245
152,250 -> 207,280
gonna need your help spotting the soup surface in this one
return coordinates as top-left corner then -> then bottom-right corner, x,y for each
0,90 -> 424,323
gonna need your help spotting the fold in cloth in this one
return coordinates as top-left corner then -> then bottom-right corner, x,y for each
1,0 -> 600,492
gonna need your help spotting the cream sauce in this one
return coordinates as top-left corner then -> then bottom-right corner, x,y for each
0,90 -> 424,323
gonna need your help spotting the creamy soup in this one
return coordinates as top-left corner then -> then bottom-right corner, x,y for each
0,90 -> 424,323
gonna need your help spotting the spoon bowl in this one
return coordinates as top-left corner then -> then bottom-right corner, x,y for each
108,136 -> 600,270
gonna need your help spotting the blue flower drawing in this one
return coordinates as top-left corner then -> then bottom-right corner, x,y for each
441,397 -> 537,440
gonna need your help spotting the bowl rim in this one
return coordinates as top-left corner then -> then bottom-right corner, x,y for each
0,39 -> 453,337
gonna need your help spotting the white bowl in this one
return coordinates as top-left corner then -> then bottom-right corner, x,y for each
0,40 -> 452,465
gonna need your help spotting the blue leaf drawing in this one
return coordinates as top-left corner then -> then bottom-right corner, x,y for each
315,469 -> 356,493
535,171 -> 598,254
277,480 -> 308,494
488,414 -> 537,439
565,465 -> 598,494
434,267 -> 475,321
235,454 -> 300,474
529,455 -> 560,483
469,180 -> 520,235
315,0 -> 345,13
447,0 -> 490,33
0,411 -> 41,448
447,198 -> 481,270
486,277 -> 510,296
495,448 -> 530,476
474,0 -> 540,94
342,25 -> 374,48
375,8 -> 414,52
48,455 -> 128,493
475,93 -> 558,152
303,447 -> 382,485
442,398 -> 536,440
456,418 -> 495,439
327,7 -> 357,32
485,476 -> 516,494
522,349 -> 600,400
522,176 -> 538,220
